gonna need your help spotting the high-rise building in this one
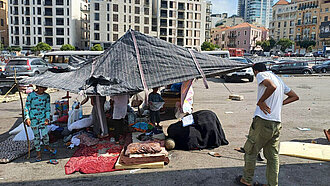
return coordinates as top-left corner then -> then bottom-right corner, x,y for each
8,0 -> 83,50
87,0 -> 154,50
152,0 -> 208,51
0,0 -> 8,47
237,0 -> 273,28
237,0 -> 247,20
269,0 -> 297,45
205,1 -> 212,41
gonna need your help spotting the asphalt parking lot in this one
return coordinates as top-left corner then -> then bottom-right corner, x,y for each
0,75 -> 329,186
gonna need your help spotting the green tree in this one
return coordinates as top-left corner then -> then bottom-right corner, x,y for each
277,38 -> 294,52
256,40 -> 272,52
201,41 -> 219,51
269,37 -> 276,49
60,44 -> 75,51
33,42 -> 52,52
91,44 -> 103,51
7,46 -> 22,52
297,40 -> 316,52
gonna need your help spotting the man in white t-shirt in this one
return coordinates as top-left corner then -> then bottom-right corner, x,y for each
112,94 -> 130,143
237,63 -> 299,186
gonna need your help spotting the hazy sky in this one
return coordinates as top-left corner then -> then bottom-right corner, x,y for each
211,0 -> 282,16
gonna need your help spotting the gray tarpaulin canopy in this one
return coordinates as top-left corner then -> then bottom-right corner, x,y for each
21,30 -> 250,95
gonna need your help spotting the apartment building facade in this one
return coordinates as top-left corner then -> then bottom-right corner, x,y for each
0,0 -> 9,47
269,0 -> 297,43
8,0 -> 82,50
215,15 -> 244,27
318,0 -> 330,50
294,0 -> 320,52
151,0 -> 208,51
237,0 -> 273,28
210,13 -> 228,28
211,22 -> 268,53
87,0 -> 154,50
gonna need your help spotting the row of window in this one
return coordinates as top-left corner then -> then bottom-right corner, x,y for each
10,16 -> 70,26
10,6 -> 70,16
10,0 -> 69,6
11,36 -> 69,46
93,25 -> 149,41
11,26 -> 70,36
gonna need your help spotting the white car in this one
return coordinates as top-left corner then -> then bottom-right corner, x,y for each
304,53 -> 313,57
224,57 -> 254,82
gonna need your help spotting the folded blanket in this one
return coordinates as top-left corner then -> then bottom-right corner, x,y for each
125,142 -> 161,156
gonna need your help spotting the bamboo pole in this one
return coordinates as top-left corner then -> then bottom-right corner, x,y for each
14,69 -> 30,159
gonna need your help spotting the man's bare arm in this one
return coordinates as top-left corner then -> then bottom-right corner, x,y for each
283,90 -> 299,105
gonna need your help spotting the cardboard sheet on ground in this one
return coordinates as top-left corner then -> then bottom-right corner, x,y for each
279,142 -> 330,161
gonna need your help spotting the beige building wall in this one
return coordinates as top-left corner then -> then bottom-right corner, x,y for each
269,2 -> 297,43
89,0 -> 154,49
294,0 -> 320,52
0,0 -> 8,47
318,0 -> 330,50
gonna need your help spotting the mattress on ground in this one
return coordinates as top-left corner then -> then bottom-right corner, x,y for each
279,142 -> 330,161
0,136 -> 34,163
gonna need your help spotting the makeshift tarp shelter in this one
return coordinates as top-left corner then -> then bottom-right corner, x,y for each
22,30 -> 250,95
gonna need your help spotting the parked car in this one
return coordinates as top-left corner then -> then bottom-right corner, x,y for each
313,51 -> 324,57
270,61 -> 312,74
259,61 -> 277,70
304,53 -> 314,57
312,61 -> 330,73
4,57 -> 48,77
0,62 -> 6,77
224,57 -> 254,82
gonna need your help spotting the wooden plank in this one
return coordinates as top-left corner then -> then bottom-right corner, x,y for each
115,158 -> 165,169
279,142 -> 330,161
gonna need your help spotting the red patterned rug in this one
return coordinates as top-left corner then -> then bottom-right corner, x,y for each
65,135 -> 130,174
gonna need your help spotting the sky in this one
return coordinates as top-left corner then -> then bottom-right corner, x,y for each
211,0 -> 283,17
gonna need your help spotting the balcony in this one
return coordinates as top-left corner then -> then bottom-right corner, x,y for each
25,11 -> 30,15
45,12 -> 53,16
14,21 -> 19,25
26,21 -> 30,25
26,31 -> 31,35
81,18 -> 90,23
228,34 -> 237,38
13,0 -> 18,5
228,43 -> 236,48
178,3 -> 185,11
45,31 -> 53,36
13,11 -> 19,15
178,14 -> 184,20
25,0 -> 30,5
44,0 -> 52,6
14,31 -> 19,35
177,32 -> 184,37
81,7 -> 90,12
160,1 -> 167,9
44,21 -> 53,26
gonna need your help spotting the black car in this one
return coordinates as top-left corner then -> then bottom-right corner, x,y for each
312,61 -> 330,73
270,61 -> 312,74
259,61 -> 277,70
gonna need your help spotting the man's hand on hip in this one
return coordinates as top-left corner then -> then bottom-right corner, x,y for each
257,101 -> 271,114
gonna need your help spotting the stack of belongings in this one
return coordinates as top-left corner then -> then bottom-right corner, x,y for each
116,124 -> 169,169
116,141 -> 169,169
54,99 -> 69,123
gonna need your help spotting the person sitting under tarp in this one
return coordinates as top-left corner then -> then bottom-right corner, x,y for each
148,87 -> 165,128
80,95 -> 109,138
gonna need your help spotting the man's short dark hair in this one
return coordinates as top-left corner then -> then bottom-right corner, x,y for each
252,63 -> 267,72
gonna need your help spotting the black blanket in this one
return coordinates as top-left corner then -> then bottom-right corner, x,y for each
167,110 -> 229,150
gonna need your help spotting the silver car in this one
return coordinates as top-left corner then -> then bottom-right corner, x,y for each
5,57 -> 49,77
